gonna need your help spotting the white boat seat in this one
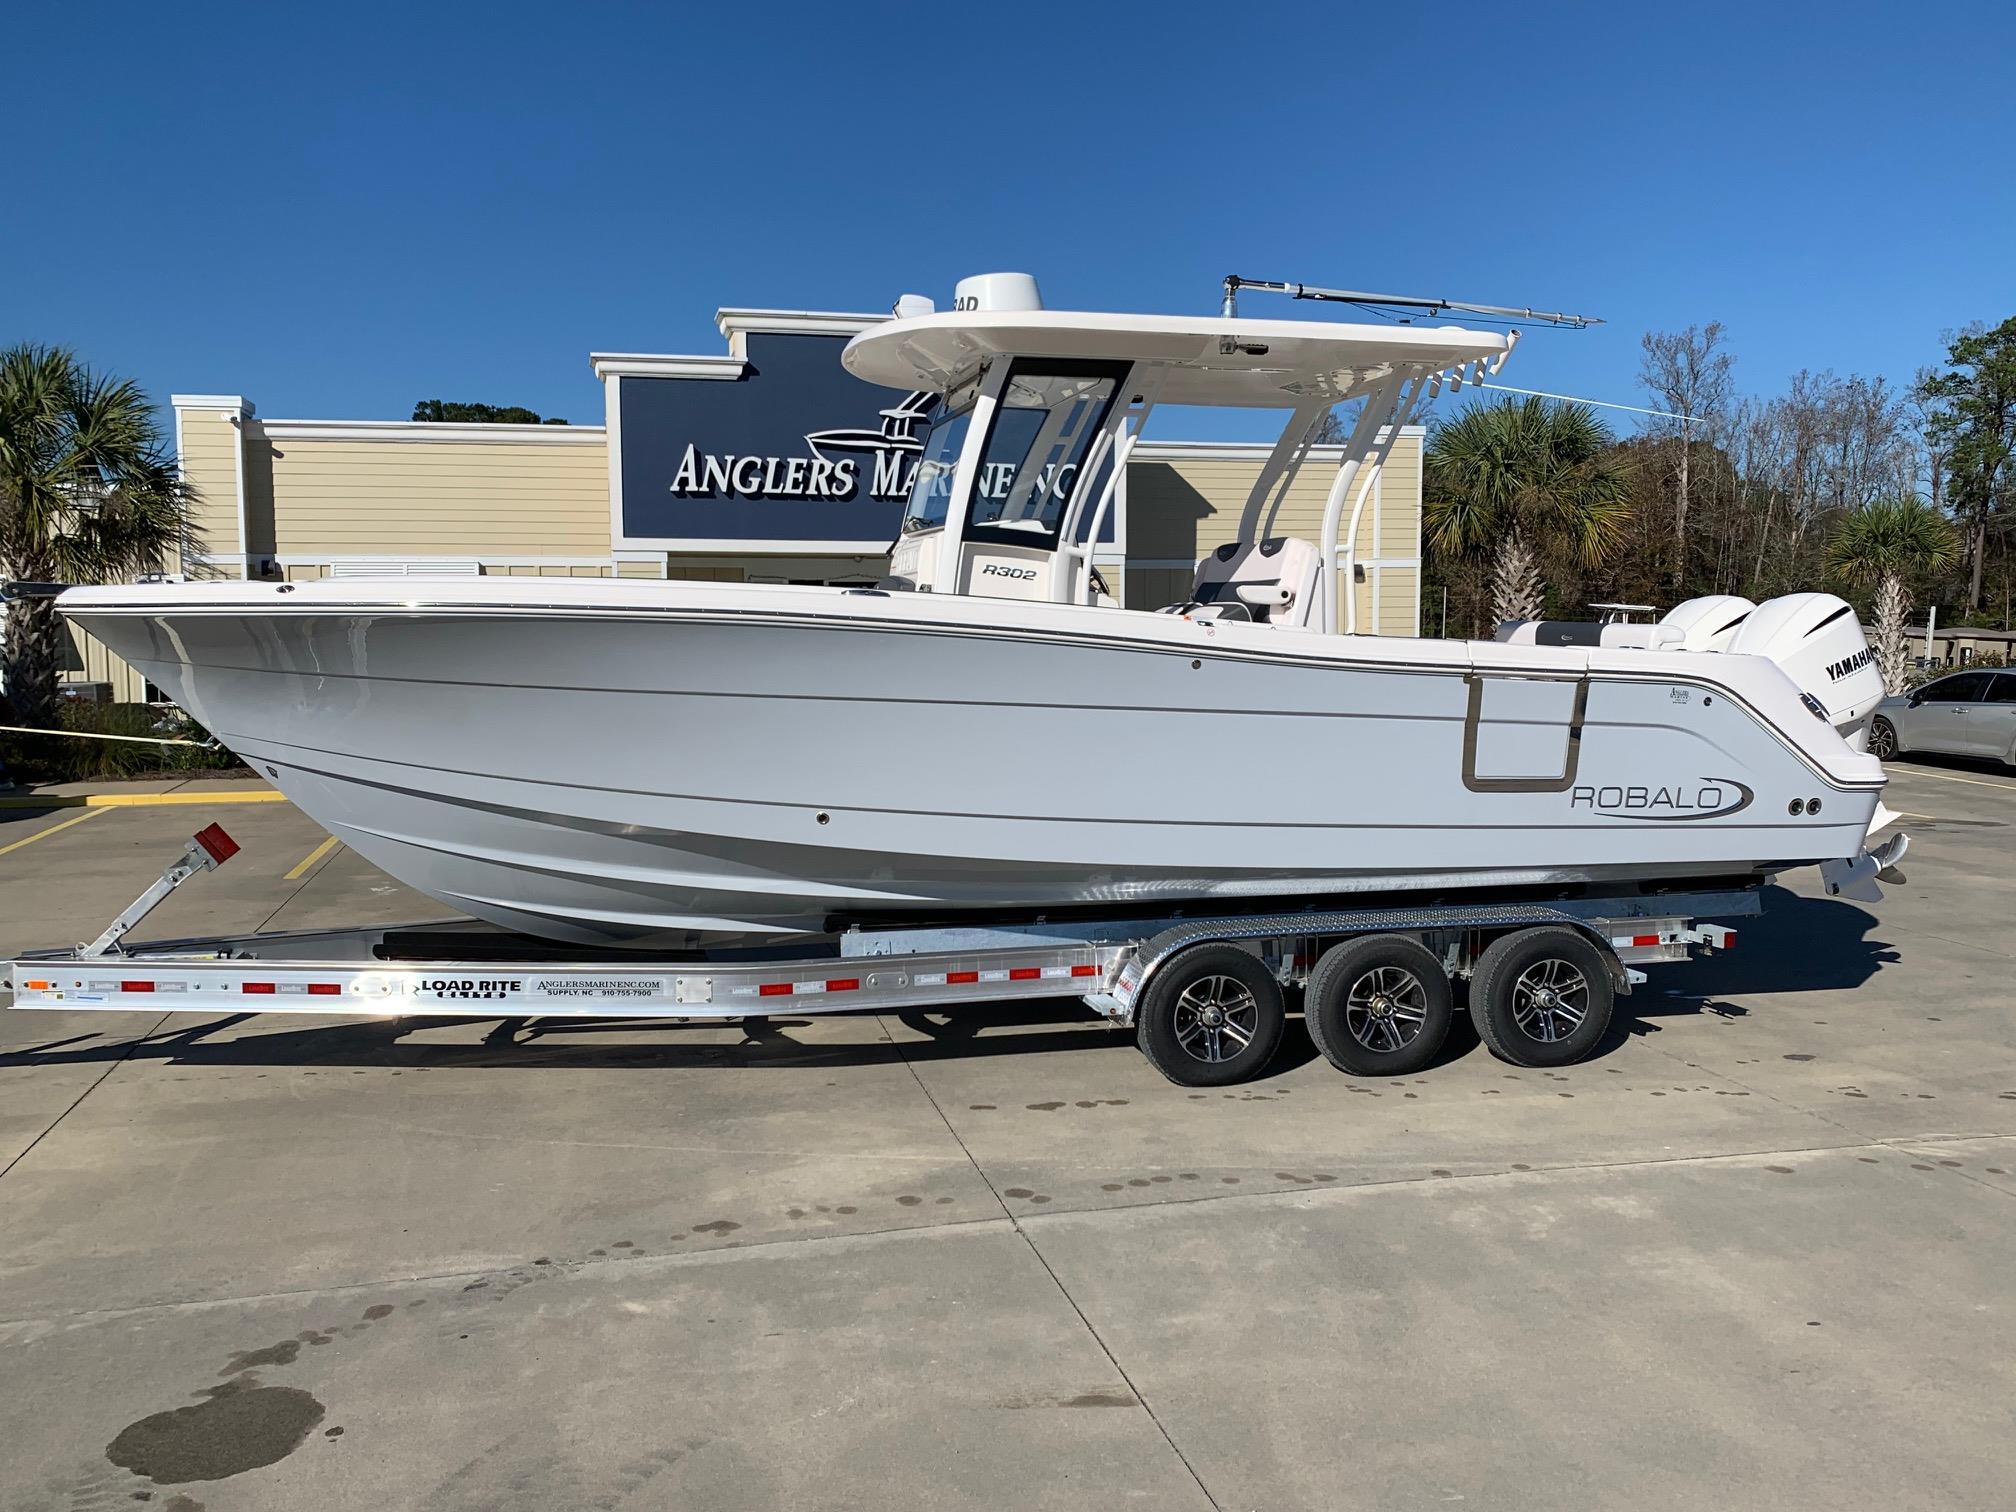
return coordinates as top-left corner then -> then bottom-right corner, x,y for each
1161,538 -> 1321,627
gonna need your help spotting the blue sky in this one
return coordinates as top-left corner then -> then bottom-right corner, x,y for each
7,1 -> 2012,442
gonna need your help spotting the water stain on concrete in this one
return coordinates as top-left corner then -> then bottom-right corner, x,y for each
691,1220 -> 743,1235
218,1341 -> 300,1376
106,1380 -> 326,1486
361,1305 -> 395,1321
1026,1101 -> 1065,1112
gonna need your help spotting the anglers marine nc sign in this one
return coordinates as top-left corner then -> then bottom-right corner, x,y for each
668,390 -> 933,504
617,331 -> 937,545
615,329 -> 1108,547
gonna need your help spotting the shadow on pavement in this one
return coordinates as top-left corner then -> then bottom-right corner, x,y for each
1597,887 -> 1893,1050
0,1001 -> 1130,1074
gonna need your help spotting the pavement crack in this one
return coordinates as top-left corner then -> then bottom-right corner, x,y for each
876,1013 -> 1225,1512
0,1009 -> 173,1183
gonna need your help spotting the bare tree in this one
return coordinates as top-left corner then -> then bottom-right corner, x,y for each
1639,323 -> 1734,588
1907,365 -> 1951,510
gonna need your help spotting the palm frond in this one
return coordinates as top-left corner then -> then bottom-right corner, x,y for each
1824,496 -> 1957,588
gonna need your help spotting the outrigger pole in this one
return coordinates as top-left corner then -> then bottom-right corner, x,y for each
1220,275 -> 1603,329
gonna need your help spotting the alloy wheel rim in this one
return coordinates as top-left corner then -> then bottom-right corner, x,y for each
1510,958 -> 1589,1043
1343,965 -> 1429,1053
1173,975 -> 1259,1063
1872,722 -> 1895,759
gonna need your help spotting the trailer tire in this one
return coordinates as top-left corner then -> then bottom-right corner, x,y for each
1469,927 -> 1614,1068
1134,945 -> 1285,1087
1305,934 -> 1452,1076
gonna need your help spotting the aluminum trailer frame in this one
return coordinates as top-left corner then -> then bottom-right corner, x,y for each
5,826 -> 1751,1081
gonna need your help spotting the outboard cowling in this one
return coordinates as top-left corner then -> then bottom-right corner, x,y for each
1727,592 -> 1886,749
1659,594 -> 1757,651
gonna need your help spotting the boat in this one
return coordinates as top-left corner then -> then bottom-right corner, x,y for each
53,273 -> 1898,947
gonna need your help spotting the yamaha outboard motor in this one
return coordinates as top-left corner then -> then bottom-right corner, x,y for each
1727,592 -> 1887,750
1659,594 -> 1757,651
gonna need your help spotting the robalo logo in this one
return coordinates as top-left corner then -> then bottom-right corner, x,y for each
1569,777 -> 1754,821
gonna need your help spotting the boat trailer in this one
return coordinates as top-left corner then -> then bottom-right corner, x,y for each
6,826 -> 1750,1087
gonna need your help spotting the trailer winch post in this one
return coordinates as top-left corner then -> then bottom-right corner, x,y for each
79,824 -> 241,959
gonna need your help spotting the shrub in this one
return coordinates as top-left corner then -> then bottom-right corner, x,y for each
0,701 -> 244,783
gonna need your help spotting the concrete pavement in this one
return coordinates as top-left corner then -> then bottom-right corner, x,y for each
2,758 -> 2014,1509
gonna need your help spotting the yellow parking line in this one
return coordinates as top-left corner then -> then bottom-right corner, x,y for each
0,790 -> 289,809
284,834 -> 342,881
0,807 -> 112,858
1887,767 -> 2016,793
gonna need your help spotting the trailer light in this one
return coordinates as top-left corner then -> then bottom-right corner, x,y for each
243,982 -> 277,994
947,971 -> 979,984
1070,963 -> 1099,977
824,978 -> 860,993
24,980 -> 50,991
1632,934 -> 1660,947
1008,967 -> 1041,981
194,824 -> 240,865
308,983 -> 341,995
757,982 -> 792,997
120,980 -> 156,992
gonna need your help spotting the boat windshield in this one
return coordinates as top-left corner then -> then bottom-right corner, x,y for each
899,403 -> 972,536
964,361 -> 1126,550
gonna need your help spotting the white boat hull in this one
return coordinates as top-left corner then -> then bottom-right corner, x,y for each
64,580 -> 1886,946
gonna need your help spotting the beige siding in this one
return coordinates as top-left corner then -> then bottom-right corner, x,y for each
1377,566 -> 1420,638
61,625 -> 151,703
616,557 -> 667,580
1124,567 -> 1195,611
1125,436 -> 1422,634
668,564 -> 747,583
255,434 -> 611,557
177,408 -> 241,574
1128,436 -> 1421,568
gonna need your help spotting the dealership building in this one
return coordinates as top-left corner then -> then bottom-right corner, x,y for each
67,307 -> 1426,702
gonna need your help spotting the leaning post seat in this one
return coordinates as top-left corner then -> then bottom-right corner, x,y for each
1160,538 -> 1321,627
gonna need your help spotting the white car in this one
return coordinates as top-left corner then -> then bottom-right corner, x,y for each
1869,669 -> 2016,766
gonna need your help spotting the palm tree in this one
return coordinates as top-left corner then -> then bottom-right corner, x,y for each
0,345 -> 196,727
1825,496 -> 1956,691
1424,397 -> 1632,629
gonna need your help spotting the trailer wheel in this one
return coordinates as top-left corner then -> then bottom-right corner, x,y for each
1469,927 -> 1614,1068
1305,934 -> 1453,1076
1134,945 -> 1285,1087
